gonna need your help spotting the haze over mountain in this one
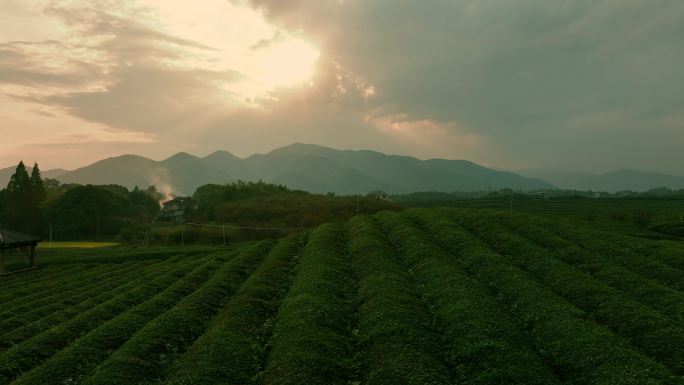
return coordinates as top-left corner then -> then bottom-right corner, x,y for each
52,144 -> 553,196
520,169 -> 684,193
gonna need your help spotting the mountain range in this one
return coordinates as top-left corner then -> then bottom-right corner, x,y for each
4,144 -> 683,195
5,143 -> 682,195
1,144 -> 553,195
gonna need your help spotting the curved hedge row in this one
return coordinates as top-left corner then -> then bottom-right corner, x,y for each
635,239 -> 684,272
79,240 -> 274,385
508,212 -> 684,292
11,256 -> 219,385
261,223 -> 357,385
376,211 -> 560,385
0,261 -> 145,321
406,208 -> 679,385
0,254 -> 211,385
455,210 -> 684,375
0,257 -> 185,352
0,264 -> 78,291
492,212 -> 684,323
0,264 -> 107,311
1,209 -> 682,384
347,216 -> 453,385
0,263 -> 94,290
561,222 -> 684,273
0,260 -> 164,341
163,233 -> 305,385
0,260 -> 153,309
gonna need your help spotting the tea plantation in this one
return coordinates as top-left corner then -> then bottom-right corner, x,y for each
1,208 -> 684,384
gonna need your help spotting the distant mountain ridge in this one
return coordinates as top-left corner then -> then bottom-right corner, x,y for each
520,169 -> 684,192
3,144 -> 554,195
5,147 -> 682,194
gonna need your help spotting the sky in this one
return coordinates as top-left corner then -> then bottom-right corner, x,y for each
1,0 -> 683,174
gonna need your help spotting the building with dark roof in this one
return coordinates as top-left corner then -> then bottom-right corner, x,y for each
0,228 -> 40,250
0,228 -> 40,274
366,191 -> 390,201
159,197 -> 196,224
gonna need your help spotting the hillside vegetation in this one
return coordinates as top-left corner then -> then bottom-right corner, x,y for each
0,167 -> 398,244
191,181 -> 399,226
2,209 -> 684,384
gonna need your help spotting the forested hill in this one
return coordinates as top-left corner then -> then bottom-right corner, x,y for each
51,143 -> 553,195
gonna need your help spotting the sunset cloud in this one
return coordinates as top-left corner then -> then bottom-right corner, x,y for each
1,0 -> 683,173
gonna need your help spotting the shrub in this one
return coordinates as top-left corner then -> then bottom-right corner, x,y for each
376,211 -> 560,385
0,254 -> 210,384
11,256 -> 219,385
163,233 -> 305,385
79,241 -> 274,385
405,208 -> 679,385
261,224 -> 357,385
346,216 -> 452,385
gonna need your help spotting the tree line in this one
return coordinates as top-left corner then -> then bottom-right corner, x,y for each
0,162 -> 161,241
0,165 -> 400,244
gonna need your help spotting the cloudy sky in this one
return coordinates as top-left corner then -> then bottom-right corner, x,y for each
1,0 -> 683,174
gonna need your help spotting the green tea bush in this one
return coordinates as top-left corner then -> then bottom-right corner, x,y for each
261,223 -> 357,385
0,261 -> 155,333
407,208 -> 679,385
163,233 -> 305,385
0,261 -> 169,349
376,211 -> 559,385
0,254 -> 210,384
347,216 -> 452,385
12,256 -> 218,385
456,211 -> 684,375
79,241 -> 274,385
492,212 -> 684,322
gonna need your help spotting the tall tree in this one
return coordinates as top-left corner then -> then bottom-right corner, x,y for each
7,161 -> 30,193
0,189 -> 7,227
30,163 -> 46,203
4,162 -> 32,231
3,162 -> 47,233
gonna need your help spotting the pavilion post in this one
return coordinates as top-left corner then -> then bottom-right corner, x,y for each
29,245 -> 36,268
0,250 -> 6,274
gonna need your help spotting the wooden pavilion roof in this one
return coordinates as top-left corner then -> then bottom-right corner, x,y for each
0,228 -> 40,251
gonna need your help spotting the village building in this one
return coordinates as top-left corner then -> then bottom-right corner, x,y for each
536,192 -> 553,200
159,197 -> 196,224
367,191 -> 390,200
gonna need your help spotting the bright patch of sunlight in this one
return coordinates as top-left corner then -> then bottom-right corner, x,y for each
258,39 -> 321,87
